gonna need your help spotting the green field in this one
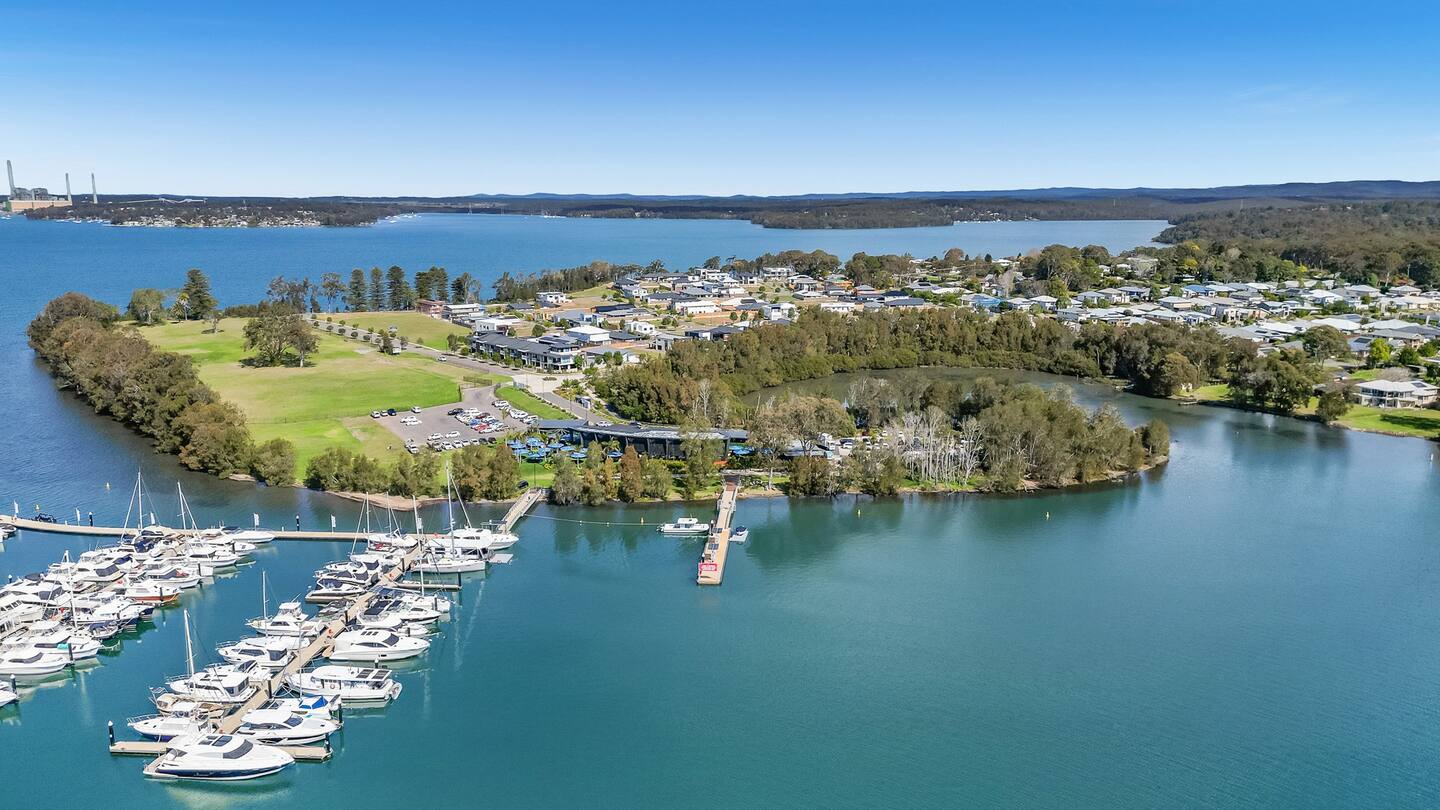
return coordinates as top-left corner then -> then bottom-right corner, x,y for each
495,386 -> 572,420
1180,383 -> 1440,439
144,319 -> 505,474
322,311 -> 471,350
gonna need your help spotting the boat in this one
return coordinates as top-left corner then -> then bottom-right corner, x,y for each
148,733 -> 294,781
327,629 -> 429,662
247,599 -> 324,638
0,681 -> 16,707
304,582 -> 366,603
0,649 -> 70,676
119,579 -> 182,605
216,636 -> 306,669
730,526 -> 749,543
256,694 -> 341,718
372,586 -> 452,615
235,708 -> 339,744
286,665 -> 403,704
128,713 -> 211,741
152,691 -> 228,719
659,517 -> 710,535
412,549 -> 487,574
165,611 -> 258,704
1,622 -> 104,660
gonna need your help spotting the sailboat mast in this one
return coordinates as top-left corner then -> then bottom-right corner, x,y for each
183,609 -> 195,677
261,570 -> 269,620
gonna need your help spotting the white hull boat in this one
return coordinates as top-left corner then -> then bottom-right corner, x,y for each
327,629 -> 429,662
286,665 -> 403,704
148,733 -> 293,781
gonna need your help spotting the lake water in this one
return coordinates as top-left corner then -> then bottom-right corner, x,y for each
3,215 -> 1440,807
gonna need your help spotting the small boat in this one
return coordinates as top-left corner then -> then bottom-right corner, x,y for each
412,549 -> 487,574
217,636 -> 307,669
247,600 -> 325,637
152,691 -> 228,719
235,708 -> 339,745
286,665 -> 403,704
128,713 -> 210,741
148,733 -> 294,781
327,629 -> 429,663
305,582 -> 366,603
730,526 -> 749,543
1,623 -> 104,660
659,517 -> 710,535
257,694 -> 341,718
0,681 -> 16,707
166,611 -> 258,703
0,649 -> 70,676
222,528 -> 276,545
120,579 -> 182,605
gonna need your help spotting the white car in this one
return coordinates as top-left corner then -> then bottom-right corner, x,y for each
445,431 -> 461,439
427,433 -> 443,441
371,411 -> 383,418
410,406 -> 421,413
400,416 -> 419,426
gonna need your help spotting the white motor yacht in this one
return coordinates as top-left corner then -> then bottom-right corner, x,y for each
0,649 -> 70,676
372,587 -> 452,615
412,550 -> 487,574
128,713 -> 211,741
327,629 -> 429,662
228,529 -> 275,544
659,517 -> 710,535
247,601 -> 325,637
119,579 -> 182,605
1,622 -> 103,660
235,708 -> 339,744
435,525 -> 518,551
148,733 -> 294,781
185,544 -> 239,568
286,665 -> 402,704
217,636 -> 306,669
0,681 -> 16,707
0,591 -> 46,625
166,666 -> 259,704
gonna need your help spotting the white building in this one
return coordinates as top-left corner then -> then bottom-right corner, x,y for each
565,324 -> 611,344
672,300 -> 720,316
624,319 -> 658,337
1353,379 -> 1439,409
537,291 -> 571,307
471,315 -> 526,334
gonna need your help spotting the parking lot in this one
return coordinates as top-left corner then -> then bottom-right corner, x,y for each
371,384 -> 543,453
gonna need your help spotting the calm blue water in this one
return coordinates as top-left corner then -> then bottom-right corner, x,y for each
3,215 -> 1440,807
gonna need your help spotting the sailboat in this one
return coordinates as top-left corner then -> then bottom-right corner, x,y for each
428,461 -> 518,555
166,610 -> 258,704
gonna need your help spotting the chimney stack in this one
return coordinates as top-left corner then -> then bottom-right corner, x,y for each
91,173 -> 98,204
66,172 -> 73,203
5,160 -> 13,197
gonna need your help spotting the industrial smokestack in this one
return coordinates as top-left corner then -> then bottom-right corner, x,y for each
65,172 -> 72,203
91,173 -> 97,204
5,160 -> 13,197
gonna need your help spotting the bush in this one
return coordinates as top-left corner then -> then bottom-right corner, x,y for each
251,438 -> 297,485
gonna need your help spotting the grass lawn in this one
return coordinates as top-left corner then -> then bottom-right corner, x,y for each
323,311 -> 471,351
495,385 -> 572,420
144,319 -> 505,473
1178,383 -> 1440,439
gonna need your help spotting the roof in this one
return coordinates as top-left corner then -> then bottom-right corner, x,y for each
536,419 -> 747,442
1355,379 -> 1438,393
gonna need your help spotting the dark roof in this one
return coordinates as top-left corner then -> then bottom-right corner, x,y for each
536,419 -> 747,442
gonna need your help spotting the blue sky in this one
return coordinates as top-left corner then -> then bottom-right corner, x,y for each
3,1 -> 1437,196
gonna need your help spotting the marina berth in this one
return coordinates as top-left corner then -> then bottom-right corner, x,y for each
0,649 -> 71,676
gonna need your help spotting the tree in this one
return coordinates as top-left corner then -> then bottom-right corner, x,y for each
320,272 -> 345,312
178,269 -> 217,320
347,269 -> 368,311
1302,326 -> 1349,360
531,323 -> 547,337
1316,386 -> 1351,424
1366,338 -> 1393,368
1397,345 -> 1422,368
787,456 -> 835,496
251,438 -> 296,485
842,444 -> 904,496
485,444 -> 519,499
177,402 -> 252,476
1154,352 -> 1201,396
243,311 -> 318,367
452,272 -> 475,303
267,276 -> 310,312
641,459 -> 672,499
681,432 -> 720,496
127,288 -> 167,325
550,456 -> 582,504
387,266 -> 414,311
368,267 -> 385,310
618,446 -> 644,501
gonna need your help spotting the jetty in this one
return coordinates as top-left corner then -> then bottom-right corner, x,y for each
0,514 -> 367,541
697,478 -> 739,586
496,487 -> 545,532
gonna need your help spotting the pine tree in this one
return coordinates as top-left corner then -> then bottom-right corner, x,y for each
347,268 -> 368,311
386,266 -> 413,311
179,268 -> 217,320
368,267 -> 385,310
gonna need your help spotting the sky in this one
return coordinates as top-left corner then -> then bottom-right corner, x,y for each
3,0 -> 1438,197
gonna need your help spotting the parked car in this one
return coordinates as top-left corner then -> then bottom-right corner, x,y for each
427,433 -> 443,441
386,408 -> 397,416
445,431 -> 461,439
411,406 -> 421,413
371,411 -> 383,418
436,356 -> 447,363
447,408 -> 464,416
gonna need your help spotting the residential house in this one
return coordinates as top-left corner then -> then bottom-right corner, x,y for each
1353,379 -> 1439,408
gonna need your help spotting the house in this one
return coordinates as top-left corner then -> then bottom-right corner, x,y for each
1353,379 -> 1439,408
580,346 -> 640,366
471,315 -> 526,335
536,291 -> 571,307
672,299 -> 720,316
761,302 -> 797,320
650,331 -> 686,351
471,332 -> 580,371
565,324 -> 611,344
1117,285 -> 1152,301
550,309 -> 597,327
788,275 -> 822,292
442,302 -> 485,320
1029,295 -> 1059,310
624,319 -> 658,337
416,299 -> 446,316
761,266 -> 795,280
819,301 -> 856,315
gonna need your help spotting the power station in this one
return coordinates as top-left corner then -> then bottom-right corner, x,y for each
4,160 -> 95,212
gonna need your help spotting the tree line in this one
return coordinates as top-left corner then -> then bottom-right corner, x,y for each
28,292 -> 296,485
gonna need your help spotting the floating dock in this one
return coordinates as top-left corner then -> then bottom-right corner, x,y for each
697,478 -> 739,586
0,514 -> 368,541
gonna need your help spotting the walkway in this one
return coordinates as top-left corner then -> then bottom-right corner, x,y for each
0,515 -> 365,541
697,477 -> 740,586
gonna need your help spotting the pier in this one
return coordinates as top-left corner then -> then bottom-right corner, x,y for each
697,478 -> 739,586
0,514 -> 369,541
496,487 -> 546,532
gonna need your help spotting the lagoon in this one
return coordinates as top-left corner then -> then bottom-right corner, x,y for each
3,215 -> 1440,806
